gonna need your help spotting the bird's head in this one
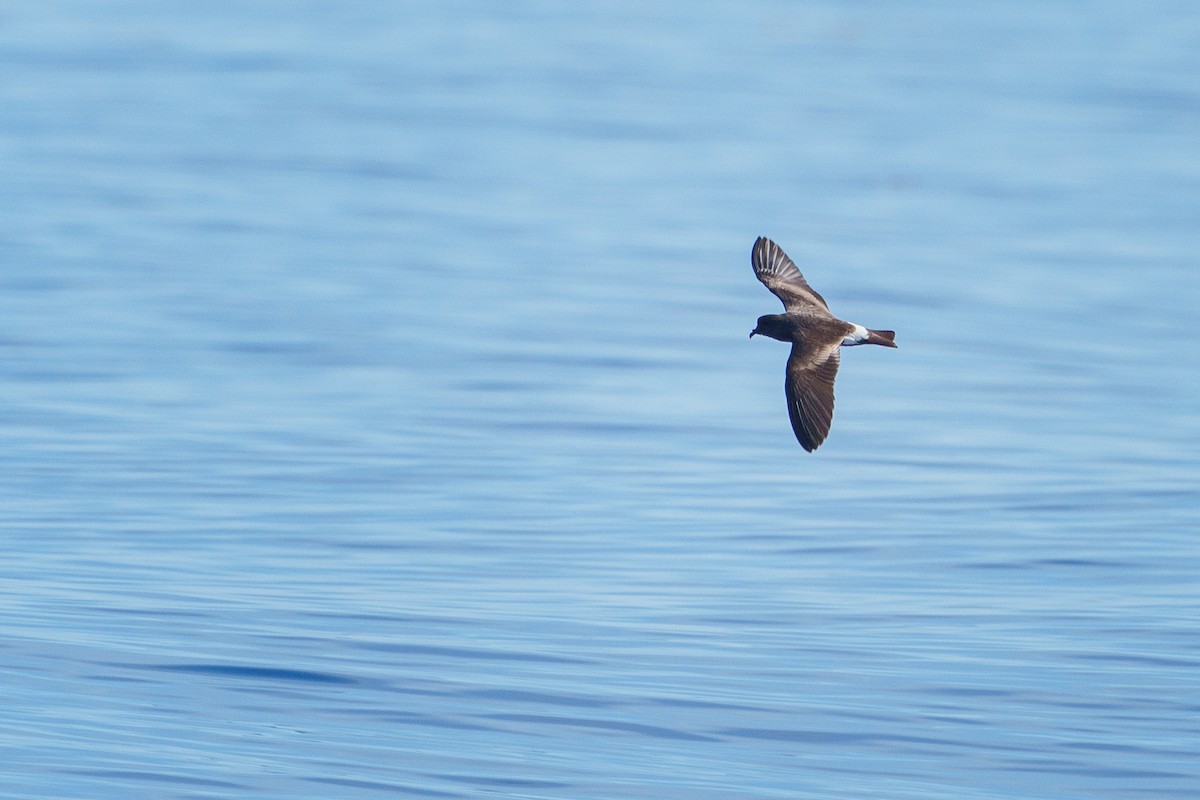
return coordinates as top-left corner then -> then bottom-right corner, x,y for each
749,314 -> 793,342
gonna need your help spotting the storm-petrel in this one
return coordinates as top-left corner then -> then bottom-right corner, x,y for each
749,236 -> 896,452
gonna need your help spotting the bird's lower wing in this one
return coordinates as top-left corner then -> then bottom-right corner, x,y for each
785,344 -> 840,452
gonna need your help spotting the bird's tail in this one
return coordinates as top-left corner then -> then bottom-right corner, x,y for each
866,329 -> 898,348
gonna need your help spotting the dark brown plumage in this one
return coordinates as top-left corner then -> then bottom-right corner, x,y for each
749,237 -> 897,452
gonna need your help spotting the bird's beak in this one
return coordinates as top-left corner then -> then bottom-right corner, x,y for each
749,330 -> 757,338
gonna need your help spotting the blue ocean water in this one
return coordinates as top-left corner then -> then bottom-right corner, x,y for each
1,2 -> 1198,798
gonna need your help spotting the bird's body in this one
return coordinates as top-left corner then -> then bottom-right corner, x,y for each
749,237 -> 896,452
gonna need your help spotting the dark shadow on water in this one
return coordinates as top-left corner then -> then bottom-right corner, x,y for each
148,663 -> 361,685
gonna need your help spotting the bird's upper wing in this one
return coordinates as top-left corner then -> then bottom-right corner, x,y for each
752,236 -> 830,312
784,341 -> 840,452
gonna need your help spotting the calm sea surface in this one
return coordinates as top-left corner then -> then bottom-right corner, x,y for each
2,2 -> 1198,798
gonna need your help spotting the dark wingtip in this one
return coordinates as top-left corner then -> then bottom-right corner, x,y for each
791,421 -> 823,452
795,432 -> 820,452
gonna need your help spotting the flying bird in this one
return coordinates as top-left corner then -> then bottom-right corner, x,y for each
749,236 -> 896,451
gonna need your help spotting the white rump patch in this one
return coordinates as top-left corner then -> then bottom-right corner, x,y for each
841,324 -> 869,346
